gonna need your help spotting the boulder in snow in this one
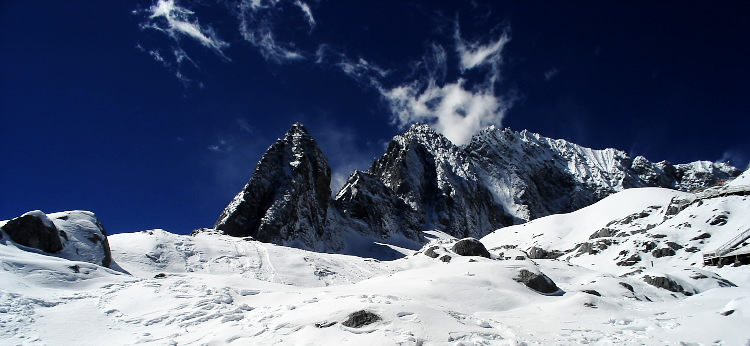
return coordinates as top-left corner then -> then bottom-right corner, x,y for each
342,310 -> 381,328
451,238 -> 491,258
1,210 -> 63,253
514,269 -> 560,294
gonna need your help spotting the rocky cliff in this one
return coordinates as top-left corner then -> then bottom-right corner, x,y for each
214,123 -> 741,252
214,123 -> 336,250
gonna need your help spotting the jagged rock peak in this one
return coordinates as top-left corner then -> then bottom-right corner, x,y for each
287,122 -> 310,138
397,123 -> 457,151
214,123 -> 333,249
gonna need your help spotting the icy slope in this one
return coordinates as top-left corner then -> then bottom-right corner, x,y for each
2,215 -> 750,345
482,185 -> 750,295
109,229 -> 398,287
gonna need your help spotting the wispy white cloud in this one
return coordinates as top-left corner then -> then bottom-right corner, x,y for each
140,0 -> 229,56
544,67 -> 559,81
294,0 -> 316,30
136,0 -> 229,84
383,80 -> 509,145
237,118 -> 254,133
236,0 -> 315,63
208,139 -> 233,153
377,23 -> 514,145
336,57 -> 390,87
134,1 -> 514,146
455,27 -> 509,72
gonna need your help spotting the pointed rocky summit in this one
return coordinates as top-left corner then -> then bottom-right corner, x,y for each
215,123 -> 332,246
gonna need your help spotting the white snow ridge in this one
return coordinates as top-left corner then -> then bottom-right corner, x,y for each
2,129 -> 749,344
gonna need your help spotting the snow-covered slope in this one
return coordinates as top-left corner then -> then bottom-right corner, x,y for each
482,185 -> 750,293
2,191 -> 750,345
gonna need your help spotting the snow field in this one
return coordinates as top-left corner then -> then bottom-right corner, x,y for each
2,185 -> 750,345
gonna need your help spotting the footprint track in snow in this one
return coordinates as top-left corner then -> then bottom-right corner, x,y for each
397,312 -> 420,323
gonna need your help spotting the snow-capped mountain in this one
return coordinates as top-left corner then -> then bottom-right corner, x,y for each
215,123 -> 740,253
2,172 -> 749,344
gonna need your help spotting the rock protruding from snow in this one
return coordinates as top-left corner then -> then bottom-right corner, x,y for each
0,210 -> 112,267
513,269 -> 560,294
451,238 -> 491,258
215,123 -> 334,250
49,211 -> 113,268
1,210 -> 63,253
342,310 -> 382,328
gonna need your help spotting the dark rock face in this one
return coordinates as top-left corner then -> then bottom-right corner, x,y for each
514,269 -> 560,294
451,238 -> 491,258
215,124 -> 332,248
1,211 -> 63,253
642,275 -> 692,295
334,170 -> 421,241
652,248 -> 676,258
365,125 -> 512,239
708,214 -> 729,226
582,289 -> 601,296
423,246 -> 440,258
342,310 -> 381,328
214,122 -> 740,254
527,246 -> 563,259
691,233 -> 711,241
467,127 -> 740,222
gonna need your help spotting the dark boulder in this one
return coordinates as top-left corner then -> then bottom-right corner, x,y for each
652,248 -> 676,258
589,228 -> 617,239
619,282 -> 635,292
514,269 -> 560,294
1,211 -> 63,253
616,253 -> 641,266
582,290 -> 601,296
691,233 -> 711,241
342,310 -> 381,328
527,246 -> 564,259
451,238 -> 491,258
642,275 -> 692,295
423,246 -> 440,258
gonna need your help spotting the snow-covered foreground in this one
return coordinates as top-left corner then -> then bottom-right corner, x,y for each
2,186 -> 750,345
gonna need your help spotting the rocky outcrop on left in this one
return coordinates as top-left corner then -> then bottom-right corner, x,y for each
1,210 -> 112,267
1,210 -> 64,253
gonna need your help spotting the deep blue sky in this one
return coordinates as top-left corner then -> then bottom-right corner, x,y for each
2,1 -> 748,235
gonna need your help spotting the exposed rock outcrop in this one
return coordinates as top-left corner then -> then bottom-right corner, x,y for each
362,124 -> 513,238
451,238 -> 491,258
1,211 -> 63,253
215,123 -> 335,250
334,170 -> 421,241
342,310 -> 381,328
1,210 -> 112,268
513,269 -> 560,294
